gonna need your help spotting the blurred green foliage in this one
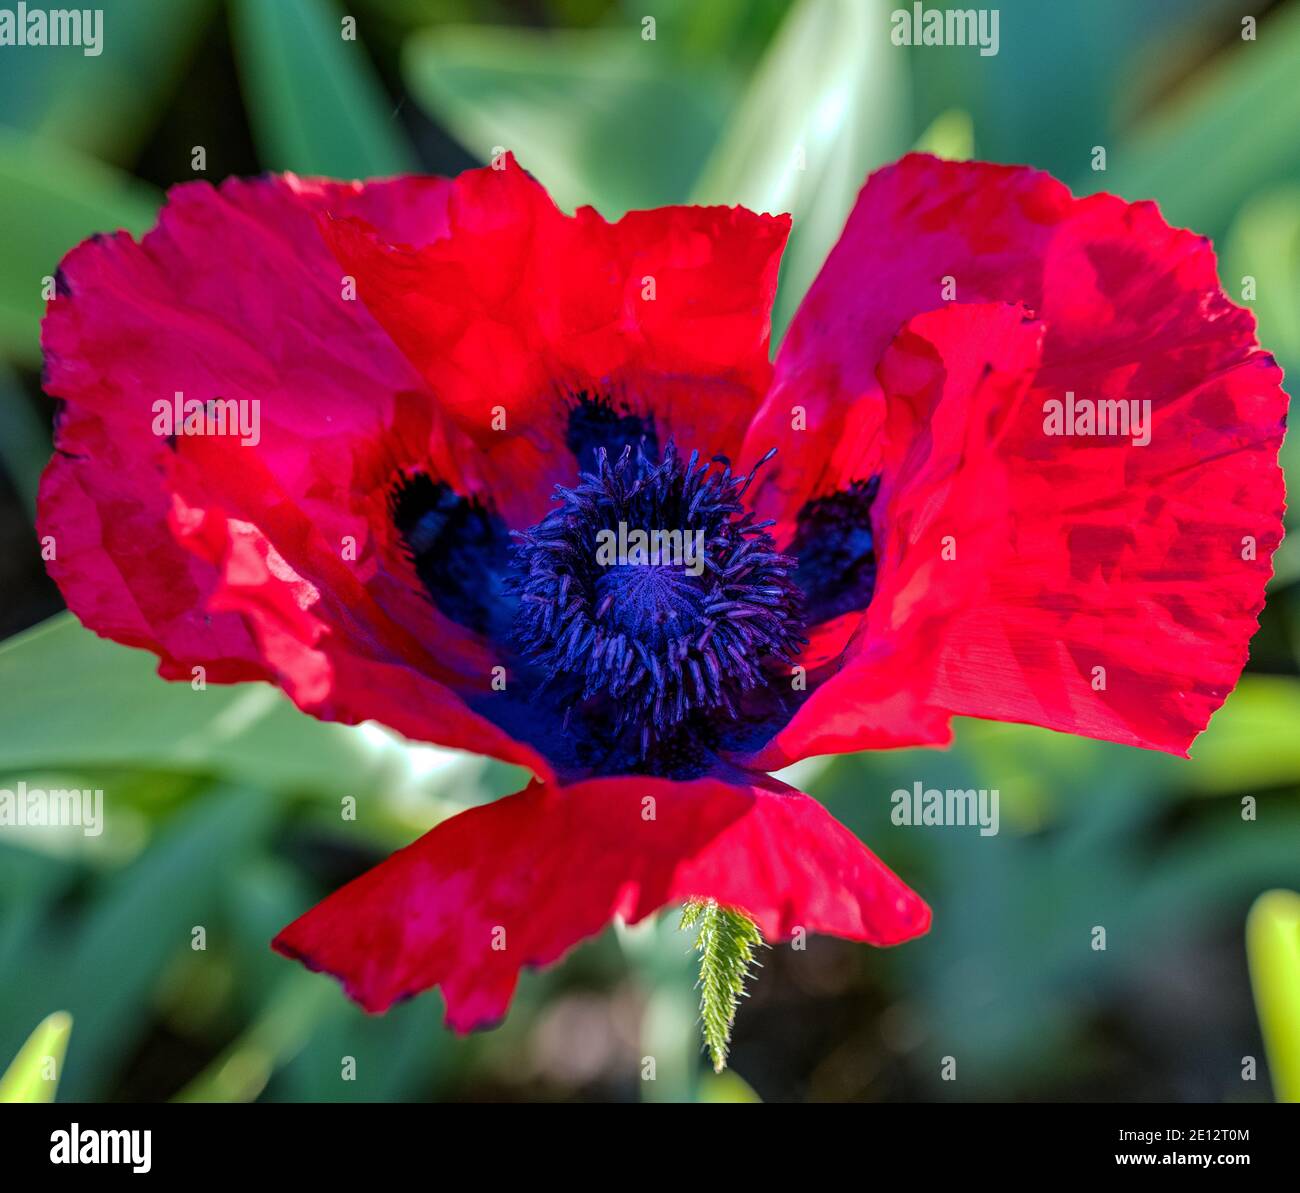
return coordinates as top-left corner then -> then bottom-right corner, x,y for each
0,0 -> 1297,1102
1247,890 -> 1300,1101
0,1011 -> 71,1102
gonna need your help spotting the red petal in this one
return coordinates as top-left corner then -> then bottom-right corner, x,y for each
740,155 -> 1287,762
742,156 -> 1066,532
322,154 -> 790,526
746,154 -> 1280,523
751,294 -> 1285,766
36,416 -> 270,684
39,173 -> 550,775
272,774 -> 929,1030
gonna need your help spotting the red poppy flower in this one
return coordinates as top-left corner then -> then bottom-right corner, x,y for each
38,154 -> 1286,1032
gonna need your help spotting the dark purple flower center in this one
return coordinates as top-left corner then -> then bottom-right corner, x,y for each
390,393 -> 883,779
511,442 -> 806,758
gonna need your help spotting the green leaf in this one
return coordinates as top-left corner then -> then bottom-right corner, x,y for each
28,785 -> 274,1099
1222,187 -> 1300,373
1220,185 -> 1300,490
172,971 -> 334,1103
1101,1 -> 1300,241
403,24 -> 733,216
0,1011 -> 72,1103
907,0 -> 1175,188
230,0 -> 414,177
270,982 -> 454,1103
2,0 -> 216,163
913,109 -> 975,161
669,0 -> 790,61
680,898 -> 764,1073
0,614 -> 406,799
0,129 -> 158,364
690,0 -> 909,335
1184,677 -> 1300,797
1247,890 -> 1300,1103
695,1068 -> 762,1103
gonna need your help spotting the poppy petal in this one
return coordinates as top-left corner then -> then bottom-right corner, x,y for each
38,172 -> 551,775
745,153 -> 1283,535
272,773 -> 929,1030
321,154 -> 790,527
752,295 -> 1285,767
741,155 -> 1286,763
